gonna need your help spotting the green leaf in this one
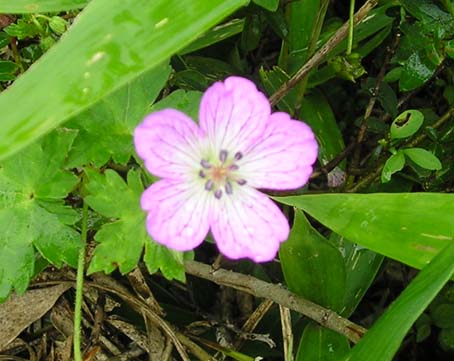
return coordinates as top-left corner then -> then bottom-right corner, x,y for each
390,109 -> 424,139
0,0 -> 248,161
296,321 -> 350,361
0,129 -> 81,301
431,304 -> 454,328
399,52 -> 438,91
0,0 -> 88,13
49,16 -> 68,35
4,18 -> 40,40
381,151 -> 405,183
343,241 -> 454,361
439,328 -> 454,352
275,193 -> 454,270
335,236 -> 384,317
179,19 -> 245,55
66,63 -> 171,168
300,90 -> 345,167
280,210 -> 346,312
253,0 -> 279,12
403,148 -> 442,170
150,89 -> 202,121
85,169 -> 188,281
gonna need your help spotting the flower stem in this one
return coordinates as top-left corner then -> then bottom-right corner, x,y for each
347,0 -> 355,55
73,200 -> 89,361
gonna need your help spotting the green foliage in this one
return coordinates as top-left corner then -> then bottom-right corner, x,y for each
390,110 -> 424,139
343,242 -> 454,361
85,169 -> 189,281
0,0 -> 248,161
276,193 -> 454,270
0,129 -> 81,301
0,0 -> 88,13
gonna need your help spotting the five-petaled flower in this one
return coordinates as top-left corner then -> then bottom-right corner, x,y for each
134,76 -> 318,262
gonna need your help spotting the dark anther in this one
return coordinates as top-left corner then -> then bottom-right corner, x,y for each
205,180 -> 214,191
229,164 -> 239,171
215,189 -> 223,199
198,170 -> 206,178
225,181 -> 233,195
219,149 -> 228,163
237,179 -> 247,186
201,159 -> 212,169
234,152 -> 243,160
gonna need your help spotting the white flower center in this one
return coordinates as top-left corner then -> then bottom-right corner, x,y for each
198,149 -> 246,199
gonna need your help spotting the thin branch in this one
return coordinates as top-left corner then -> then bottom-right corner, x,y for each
269,0 -> 379,106
185,261 -> 366,343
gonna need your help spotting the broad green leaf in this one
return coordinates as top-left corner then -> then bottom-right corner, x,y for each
400,52 -> 438,91
281,0 -> 322,73
296,321 -> 350,361
280,210 -> 346,312
403,148 -> 442,170
300,90 -> 345,167
390,110 -> 424,139
0,0 -> 248,161
381,151 -> 405,183
343,241 -> 454,361
0,0 -> 88,13
253,0 -> 279,12
331,235 -> 384,317
179,19 -> 245,55
85,169 -> 188,281
275,193 -> 454,270
0,129 -> 81,301
260,66 -> 297,113
66,63 -> 171,167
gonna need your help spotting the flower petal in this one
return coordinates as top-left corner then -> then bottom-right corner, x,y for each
210,187 -> 289,262
134,109 -> 204,179
238,112 -> 318,190
141,179 -> 212,251
199,76 -> 271,155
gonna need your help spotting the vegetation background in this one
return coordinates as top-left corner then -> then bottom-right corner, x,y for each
0,0 -> 453,360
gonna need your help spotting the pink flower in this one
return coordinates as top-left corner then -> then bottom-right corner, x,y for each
134,77 -> 318,262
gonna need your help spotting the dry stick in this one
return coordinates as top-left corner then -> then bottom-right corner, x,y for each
269,0 -> 379,106
185,261 -> 366,343
346,107 -> 454,193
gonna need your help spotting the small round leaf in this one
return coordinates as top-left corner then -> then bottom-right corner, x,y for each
381,151 -> 405,183
390,110 -> 424,139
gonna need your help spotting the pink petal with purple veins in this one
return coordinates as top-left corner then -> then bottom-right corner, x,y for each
199,76 -> 270,154
141,179 -> 212,251
134,109 -> 204,180
210,187 -> 289,262
239,112 -> 318,190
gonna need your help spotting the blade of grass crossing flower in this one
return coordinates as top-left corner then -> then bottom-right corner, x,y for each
0,0 -> 248,161
0,0 -> 88,13
343,241 -> 454,361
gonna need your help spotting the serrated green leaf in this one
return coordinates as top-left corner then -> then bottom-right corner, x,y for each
0,0 -> 248,161
0,129 -> 81,301
4,18 -> 40,40
280,210 -> 346,312
275,193 -> 454,270
390,110 -> 424,139
0,0 -> 88,13
67,64 -> 171,167
403,148 -> 442,170
296,321 -> 350,361
343,242 -> 454,361
381,151 -> 405,183
150,89 -> 202,120
85,169 -> 188,280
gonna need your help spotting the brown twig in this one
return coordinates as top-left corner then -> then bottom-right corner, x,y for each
184,261 -> 366,343
269,0 -> 379,106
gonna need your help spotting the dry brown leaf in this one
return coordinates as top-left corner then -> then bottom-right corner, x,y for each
0,284 -> 70,351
